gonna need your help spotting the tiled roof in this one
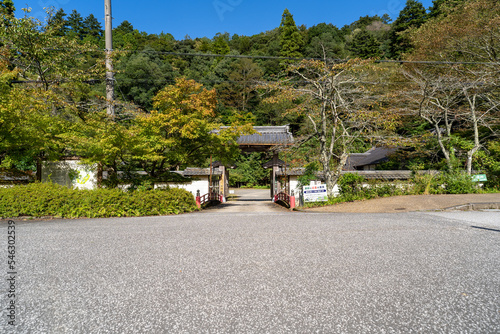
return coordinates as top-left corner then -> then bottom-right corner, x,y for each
344,147 -> 397,170
277,169 -> 435,180
216,126 -> 294,146
182,168 -> 222,176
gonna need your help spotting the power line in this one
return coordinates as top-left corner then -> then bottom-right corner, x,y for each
9,46 -> 500,65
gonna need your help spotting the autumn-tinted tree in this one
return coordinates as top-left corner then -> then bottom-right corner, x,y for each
428,0 -> 466,18
133,78 -> 246,176
227,58 -> 263,111
405,0 -> 500,174
264,59 -> 394,195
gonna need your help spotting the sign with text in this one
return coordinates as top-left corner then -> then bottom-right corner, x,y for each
303,184 -> 328,202
471,174 -> 487,182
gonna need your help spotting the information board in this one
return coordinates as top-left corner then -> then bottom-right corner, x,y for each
471,174 -> 487,182
303,184 -> 328,202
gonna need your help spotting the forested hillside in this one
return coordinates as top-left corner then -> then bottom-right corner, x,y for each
0,0 -> 498,191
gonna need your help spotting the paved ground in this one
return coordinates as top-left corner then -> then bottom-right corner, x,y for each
204,188 -> 286,213
0,190 -> 499,333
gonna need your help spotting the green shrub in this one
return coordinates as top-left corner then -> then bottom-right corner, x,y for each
434,170 -> 479,194
0,182 -> 198,219
410,170 -> 479,195
338,173 -> 366,196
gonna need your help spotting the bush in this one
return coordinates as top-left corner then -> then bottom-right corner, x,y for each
338,173 -> 366,196
435,170 -> 479,194
0,182 -> 198,219
411,170 -> 479,194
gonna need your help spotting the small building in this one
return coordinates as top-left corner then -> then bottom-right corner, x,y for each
344,147 -> 396,171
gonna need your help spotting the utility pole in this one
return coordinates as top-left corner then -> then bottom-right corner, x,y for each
105,0 -> 115,117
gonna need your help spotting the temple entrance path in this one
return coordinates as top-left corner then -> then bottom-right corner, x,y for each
204,188 -> 287,213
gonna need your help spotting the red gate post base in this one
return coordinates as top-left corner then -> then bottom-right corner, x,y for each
290,196 -> 295,210
196,190 -> 201,209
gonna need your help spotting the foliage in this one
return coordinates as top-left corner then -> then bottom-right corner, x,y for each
279,9 -> 304,60
115,48 -> 176,110
133,78 -> 246,176
346,29 -> 382,59
405,0 -> 500,175
265,59 -> 397,196
0,182 -> 198,218
229,152 -> 269,187
388,0 -> 428,58
0,4 -> 498,195
297,161 -> 319,187
411,170 -> 479,194
338,173 -> 366,196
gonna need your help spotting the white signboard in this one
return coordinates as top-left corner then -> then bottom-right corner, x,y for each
303,184 -> 328,202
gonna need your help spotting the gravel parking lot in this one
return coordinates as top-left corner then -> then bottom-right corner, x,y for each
1,191 -> 499,333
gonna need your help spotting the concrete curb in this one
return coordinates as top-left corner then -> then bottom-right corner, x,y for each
442,202 -> 500,211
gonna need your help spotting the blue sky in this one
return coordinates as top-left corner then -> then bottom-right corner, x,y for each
18,0 -> 434,40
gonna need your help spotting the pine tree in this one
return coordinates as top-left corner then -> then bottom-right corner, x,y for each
48,8 -> 68,36
67,9 -> 84,39
347,29 -> 382,59
279,9 -> 303,59
82,14 -> 103,40
388,0 -> 427,58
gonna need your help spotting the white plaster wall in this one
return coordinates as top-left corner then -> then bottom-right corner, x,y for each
290,177 -> 300,196
155,179 -> 209,199
42,161 -> 97,190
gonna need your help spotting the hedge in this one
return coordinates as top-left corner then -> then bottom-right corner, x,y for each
0,182 -> 198,218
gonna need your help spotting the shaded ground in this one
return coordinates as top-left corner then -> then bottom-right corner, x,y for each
304,193 -> 500,213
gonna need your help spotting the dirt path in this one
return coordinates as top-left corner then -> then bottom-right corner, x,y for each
304,193 -> 500,213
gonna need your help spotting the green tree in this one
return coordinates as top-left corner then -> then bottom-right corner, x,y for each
115,48 -> 175,110
388,0 -> 427,58
132,78 -> 246,176
211,32 -> 230,55
230,153 -> 269,187
47,8 -> 68,36
0,0 -> 14,17
279,9 -> 304,59
347,29 -> 382,59
82,14 -> 103,44
66,9 -> 84,40
0,8 -> 106,175
305,23 -> 345,59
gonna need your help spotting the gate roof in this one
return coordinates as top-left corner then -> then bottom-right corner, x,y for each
225,126 -> 294,152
